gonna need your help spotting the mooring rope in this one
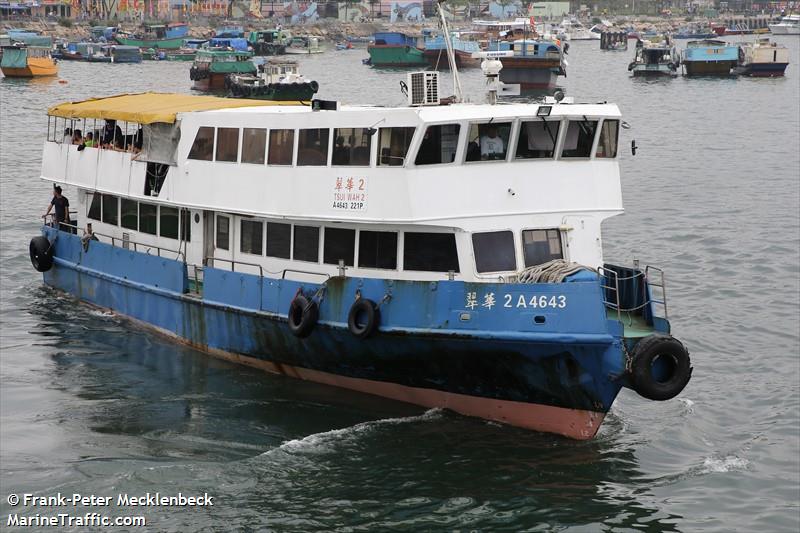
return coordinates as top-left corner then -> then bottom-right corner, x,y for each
516,259 -> 596,284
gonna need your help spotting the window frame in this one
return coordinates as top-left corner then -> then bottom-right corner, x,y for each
472,229 -> 518,275
332,127 -> 373,167
595,118 -> 619,159
401,231 -> 460,273
296,127 -> 331,167
560,118 -> 600,160
357,229 -> 399,271
158,205 -> 180,240
513,118 -> 563,161
520,228 -> 567,267
241,127 -> 268,165
292,225 -> 321,263
214,127 -> 241,163
215,214 -> 230,251
239,217 -> 264,256
463,120 -> 515,164
267,128 -> 296,166
377,126 -> 416,167
322,226 -> 356,266
187,126 -> 216,162
412,122 -> 464,167
139,202 -> 158,235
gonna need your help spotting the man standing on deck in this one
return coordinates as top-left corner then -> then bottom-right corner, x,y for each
43,185 -> 70,231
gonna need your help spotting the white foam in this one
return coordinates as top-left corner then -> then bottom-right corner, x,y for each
678,397 -> 695,414
271,408 -> 444,455
701,455 -> 750,474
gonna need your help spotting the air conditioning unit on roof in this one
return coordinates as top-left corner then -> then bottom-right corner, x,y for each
407,71 -> 439,106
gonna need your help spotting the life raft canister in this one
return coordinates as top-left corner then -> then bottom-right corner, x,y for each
29,235 -> 53,272
629,334 -> 692,401
288,294 -> 318,338
347,298 -> 380,339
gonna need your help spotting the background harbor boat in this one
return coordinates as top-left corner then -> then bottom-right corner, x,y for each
0,33 -> 799,533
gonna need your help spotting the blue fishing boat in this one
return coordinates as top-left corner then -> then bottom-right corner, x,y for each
682,39 -> 738,76
30,89 -> 692,440
487,39 -> 566,89
423,30 -> 481,68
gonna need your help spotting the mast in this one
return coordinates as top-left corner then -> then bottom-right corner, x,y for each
437,0 -> 463,103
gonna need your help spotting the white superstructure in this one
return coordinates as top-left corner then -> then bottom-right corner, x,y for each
44,98 -> 624,284
769,14 -> 800,35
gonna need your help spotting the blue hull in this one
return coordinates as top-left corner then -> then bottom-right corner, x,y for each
40,227 -> 638,438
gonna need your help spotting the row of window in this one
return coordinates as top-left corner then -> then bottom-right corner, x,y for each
87,194 -> 190,241
186,119 -> 619,167
223,217 -> 564,274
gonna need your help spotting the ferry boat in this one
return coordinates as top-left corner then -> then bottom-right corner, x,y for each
734,38 -> 790,77
115,23 -> 189,50
190,49 -> 257,91
226,58 -> 319,100
366,32 -> 427,67
0,44 -> 57,77
768,14 -> 800,35
487,39 -> 566,89
681,39 -> 739,76
628,37 -> 679,77
29,81 -> 692,440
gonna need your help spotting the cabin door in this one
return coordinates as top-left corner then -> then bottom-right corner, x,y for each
206,211 -> 234,269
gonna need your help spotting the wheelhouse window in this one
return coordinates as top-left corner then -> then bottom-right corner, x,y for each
561,120 -> 598,158
297,128 -> 329,166
188,127 -> 214,161
216,215 -> 230,250
472,231 -> 516,273
403,232 -> 459,272
332,128 -> 371,166
596,120 -> 619,158
266,222 -> 291,259
139,203 -> 157,235
293,225 -> 320,262
268,129 -> 294,165
159,206 -> 179,239
215,127 -> 239,162
120,198 -> 138,230
378,127 -> 414,166
465,122 -> 512,162
102,194 -> 118,226
358,230 -> 397,270
516,120 -> 561,159
240,219 -> 263,255
522,229 -> 563,267
415,124 -> 460,165
241,128 -> 267,164
87,193 -> 101,220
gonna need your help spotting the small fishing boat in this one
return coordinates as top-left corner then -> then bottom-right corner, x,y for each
115,23 -> 189,50
86,46 -> 113,63
681,39 -> 738,76
165,40 -> 208,62
0,44 -> 57,77
487,38 -> 566,89
285,36 -> 323,55
248,29 -> 292,55
734,38 -> 790,77
226,58 -> 319,100
366,32 -> 427,66
423,30 -> 481,68
674,24 -> 718,39
600,31 -> 628,51
109,45 -> 143,64
190,49 -> 257,91
214,24 -> 245,39
768,14 -> 800,35
628,37 -> 679,76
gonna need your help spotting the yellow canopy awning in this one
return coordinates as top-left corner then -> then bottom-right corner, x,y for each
47,92 -> 303,124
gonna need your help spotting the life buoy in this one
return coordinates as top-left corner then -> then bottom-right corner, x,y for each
347,298 -> 380,339
29,235 -> 53,272
629,334 -> 692,401
288,294 -> 318,338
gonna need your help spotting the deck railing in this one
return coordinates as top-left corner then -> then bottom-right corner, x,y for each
599,263 -> 668,322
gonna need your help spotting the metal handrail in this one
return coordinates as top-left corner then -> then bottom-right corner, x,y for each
599,264 -> 670,321
281,268 -> 331,281
45,219 -> 186,262
204,256 -> 264,278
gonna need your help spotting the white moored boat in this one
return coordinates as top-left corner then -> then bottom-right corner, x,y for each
768,14 -> 800,35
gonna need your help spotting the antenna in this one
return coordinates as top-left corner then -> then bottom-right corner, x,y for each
437,0 -> 463,103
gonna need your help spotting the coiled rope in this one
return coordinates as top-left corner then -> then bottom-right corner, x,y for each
516,259 -> 596,284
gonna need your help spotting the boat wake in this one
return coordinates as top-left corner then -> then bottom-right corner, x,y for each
699,455 -> 750,474
267,408 -> 445,456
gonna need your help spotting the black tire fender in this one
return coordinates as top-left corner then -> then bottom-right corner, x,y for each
309,80 -> 319,93
30,235 -> 53,272
347,298 -> 380,339
629,334 -> 692,401
288,294 -> 318,338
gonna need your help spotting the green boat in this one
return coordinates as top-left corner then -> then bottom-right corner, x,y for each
366,32 -> 427,67
114,23 -> 189,50
190,49 -> 256,92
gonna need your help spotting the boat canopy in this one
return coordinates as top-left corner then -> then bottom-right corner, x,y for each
47,92 -> 300,124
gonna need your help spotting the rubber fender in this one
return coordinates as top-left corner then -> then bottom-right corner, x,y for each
30,235 -> 53,272
310,80 -> 319,93
629,334 -> 692,401
288,294 -> 319,338
347,298 -> 380,339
